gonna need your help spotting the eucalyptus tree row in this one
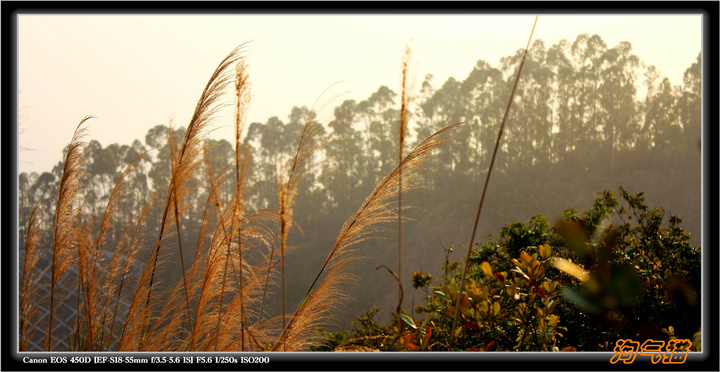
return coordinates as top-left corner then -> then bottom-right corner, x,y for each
19,33 -> 701,275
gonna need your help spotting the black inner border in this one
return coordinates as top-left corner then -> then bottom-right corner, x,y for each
2,2 -> 717,371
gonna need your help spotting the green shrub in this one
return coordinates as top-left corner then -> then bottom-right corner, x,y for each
320,188 -> 701,351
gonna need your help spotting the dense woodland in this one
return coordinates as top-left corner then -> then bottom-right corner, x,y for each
18,33 -> 701,350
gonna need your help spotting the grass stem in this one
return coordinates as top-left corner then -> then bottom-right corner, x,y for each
448,15 -> 539,351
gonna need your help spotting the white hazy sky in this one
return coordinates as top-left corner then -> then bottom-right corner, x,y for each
17,14 -> 702,175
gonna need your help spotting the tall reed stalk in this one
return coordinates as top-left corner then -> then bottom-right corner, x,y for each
229,58 -> 252,350
272,84 -> 346,350
397,44 -> 413,340
45,117 -> 90,350
448,15 -> 539,350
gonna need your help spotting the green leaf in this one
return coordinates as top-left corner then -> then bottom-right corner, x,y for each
434,290 -> 452,303
608,264 -> 642,306
559,287 -> 603,314
419,314 -> 434,329
401,314 -> 417,329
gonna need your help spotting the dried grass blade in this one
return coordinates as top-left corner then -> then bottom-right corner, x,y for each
273,123 -> 459,351
93,150 -> 150,348
143,43 -> 249,343
20,202 -> 44,350
45,116 -> 91,350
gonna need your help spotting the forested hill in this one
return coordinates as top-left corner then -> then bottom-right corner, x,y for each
19,33 -> 701,328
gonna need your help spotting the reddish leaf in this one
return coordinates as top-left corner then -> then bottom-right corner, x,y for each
494,272 -> 505,283
403,334 -> 418,351
484,341 -> 496,351
463,320 -> 480,331
405,343 -> 419,351
538,286 -> 546,298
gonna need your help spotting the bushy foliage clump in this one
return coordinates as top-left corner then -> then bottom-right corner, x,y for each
315,188 -> 701,351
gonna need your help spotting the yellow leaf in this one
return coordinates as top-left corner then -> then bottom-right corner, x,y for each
481,261 -> 493,277
493,301 -> 501,316
552,258 -> 590,283
542,280 -> 558,294
519,252 -> 532,263
539,244 -> 552,260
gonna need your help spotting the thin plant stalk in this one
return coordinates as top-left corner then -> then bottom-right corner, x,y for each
448,15 -> 539,350
258,224 -> 280,323
107,187 -> 160,350
201,149 -> 232,350
397,44 -> 412,341
234,59 -> 251,350
271,84 -> 345,350
167,128 -> 196,347
95,151 -> 152,349
279,181 -> 289,349
214,58 -> 252,351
